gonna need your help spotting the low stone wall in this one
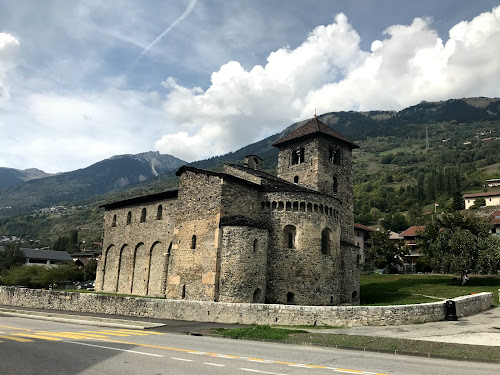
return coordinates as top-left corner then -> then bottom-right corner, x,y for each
0,287 -> 493,327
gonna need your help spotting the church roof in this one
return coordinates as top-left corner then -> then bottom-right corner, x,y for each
225,163 -> 340,200
99,190 -> 179,210
272,116 -> 359,149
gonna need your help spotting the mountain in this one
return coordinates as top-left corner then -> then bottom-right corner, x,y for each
0,168 -> 53,188
0,152 -> 185,214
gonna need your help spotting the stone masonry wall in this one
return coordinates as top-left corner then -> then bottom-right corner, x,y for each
0,287 -> 492,327
276,137 -> 321,192
168,171 -> 223,301
317,136 -> 354,241
218,226 -> 269,303
96,197 -> 177,296
261,191 -> 345,306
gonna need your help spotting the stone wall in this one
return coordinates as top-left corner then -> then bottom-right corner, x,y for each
218,226 -> 269,303
0,287 -> 492,327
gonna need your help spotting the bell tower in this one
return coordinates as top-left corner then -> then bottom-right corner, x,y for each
272,115 -> 359,239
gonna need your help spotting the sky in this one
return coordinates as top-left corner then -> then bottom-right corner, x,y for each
1,0 -> 500,173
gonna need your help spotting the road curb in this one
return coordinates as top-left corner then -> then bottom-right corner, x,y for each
0,308 -> 165,330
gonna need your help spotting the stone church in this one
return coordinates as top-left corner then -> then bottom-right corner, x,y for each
95,116 -> 360,306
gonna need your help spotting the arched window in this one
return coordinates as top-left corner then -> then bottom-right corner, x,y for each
156,205 -> 163,220
191,235 -> 197,249
126,211 -> 132,225
321,228 -> 331,255
293,176 -> 299,183
287,292 -> 294,304
285,202 -> 291,211
333,176 -> 338,193
291,150 -> 299,165
112,214 -> 117,227
283,225 -> 296,249
140,208 -> 146,223
253,239 -> 258,253
253,288 -> 262,303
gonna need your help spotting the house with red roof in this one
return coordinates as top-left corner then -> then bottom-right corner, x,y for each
398,226 -> 426,273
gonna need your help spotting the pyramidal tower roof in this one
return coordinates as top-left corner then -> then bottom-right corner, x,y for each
272,115 -> 359,149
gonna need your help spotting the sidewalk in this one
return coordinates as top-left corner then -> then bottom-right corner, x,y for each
308,306 -> 500,346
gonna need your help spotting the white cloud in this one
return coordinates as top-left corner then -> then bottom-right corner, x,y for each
0,33 -> 20,98
154,7 -> 500,162
0,89 -> 165,173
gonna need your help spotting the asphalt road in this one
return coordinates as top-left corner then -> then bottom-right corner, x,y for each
0,316 -> 498,375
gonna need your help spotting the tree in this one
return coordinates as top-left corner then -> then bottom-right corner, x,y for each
83,259 -> 98,281
0,243 -> 26,272
418,212 -> 500,284
451,191 -> 465,212
470,197 -> 486,209
381,213 -> 409,232
366,230 -> 409,271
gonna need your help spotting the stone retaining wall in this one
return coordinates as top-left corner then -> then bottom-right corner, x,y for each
0,287 -> 493,327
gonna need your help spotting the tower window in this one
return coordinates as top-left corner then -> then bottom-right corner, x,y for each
140,208 -> 147,223
283,225 -> 296,249
291,147 -> 305,165
112,214 -> 117,227
294,176 -> 299,183
253,239 -> 258,253
287,292 -> 294,304
157,205 -> 163,220
329,148 -> 341,165
333,176 -> 338,193
191,235 -> 197,249
126,211 -> 132,225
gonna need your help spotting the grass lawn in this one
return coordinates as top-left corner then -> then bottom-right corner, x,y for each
360,273 -> 500,306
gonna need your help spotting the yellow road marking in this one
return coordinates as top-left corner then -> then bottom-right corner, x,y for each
0,325 -> 32,331
274,361 -> 296,365
116,329 -> 164,335
305,364 -> 327,369
106,330 -> 148,336
34,332 -> 93,339
336,369 -> 364,373
13,333 -> 62,341
0,334 -> 32,342
248,358 -> 266,362
94,330 -> 131,336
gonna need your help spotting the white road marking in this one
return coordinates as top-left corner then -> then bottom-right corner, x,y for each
204,362 -> 225,367
64,340 -> 164,357
171,357 -> 193,362
239,369 -> 283,375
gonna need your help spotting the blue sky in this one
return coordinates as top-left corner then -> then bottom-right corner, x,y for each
1,0 -> 499,173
